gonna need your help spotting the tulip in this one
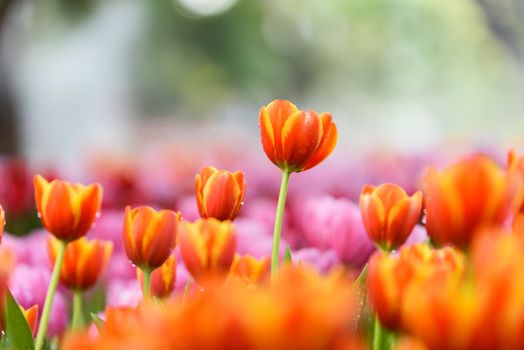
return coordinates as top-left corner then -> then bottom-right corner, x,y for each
259,99 -> 338,275
422,155 -> 519,249
228,254 -> 270,286
195,166 -> 246,221
367,244 -> 464,331
0,205 -> 4,242
22,304 -> 39,336
508,149 -> 524,230
47,237 -> 112,291
33,175 -> 103,242
179,218 -> 236,285
137,254 -> 176,298
259,99 -> 337,173
122,206 -> 180,299
48,237 -> 112,330
360,183 -> 423,251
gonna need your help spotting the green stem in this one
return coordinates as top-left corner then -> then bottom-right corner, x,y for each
271,171 -> 291,277
71,290 -> 83,330
143,270 -> 152,300
35,240 -> 67,350
373,314 -> 383,350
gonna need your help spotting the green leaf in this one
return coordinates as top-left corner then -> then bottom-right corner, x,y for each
283,246 -> 293,264
4,289 -> 35,350
90,313 -> 105,332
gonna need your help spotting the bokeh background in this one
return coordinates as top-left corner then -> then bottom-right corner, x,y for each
0,0 -> 523,234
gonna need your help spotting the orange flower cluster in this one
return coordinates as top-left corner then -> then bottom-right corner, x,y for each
367,243 -> 465,330
398,231 -> 524,349
62,265 -> 365,350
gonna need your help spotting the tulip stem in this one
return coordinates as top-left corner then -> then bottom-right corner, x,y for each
373,314 -> 383,350
143,270 -> 152,300
35,239 -> 67,350
71,290 -> 84,330
271,171 -> 291,277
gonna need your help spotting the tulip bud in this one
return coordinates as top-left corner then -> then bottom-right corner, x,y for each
179,218 -> 236,285
259,99 -> 337,173
228,254 -> 270,286
359,183 -> 423,251
33,175 -> 103,242
195,166 -> 245,221
137,254 -> 176,298
48,237 -> 112,291
122,206 -> 180,271
422,155 -> 520,249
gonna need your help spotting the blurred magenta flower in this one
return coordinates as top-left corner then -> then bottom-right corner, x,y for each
294,196 -> 375,267
3,230 -> 49,266
106,279 -> 142,308
234,218 -> 287,259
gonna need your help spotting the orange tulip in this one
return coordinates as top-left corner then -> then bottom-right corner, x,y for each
0,205 -> 4,243
48,237 -> 112,291
179,218 -> 236,285
195,166 -> 246,221
367,244 -> 464,330
228,254 -> 270,286
22,304 -> 39,336
259,99 -> 338,173
508,149 -> 524,230
422,155 -> 519,249
137,254 -> 176,298
33,175 -> 103,241
122,206 -> 180,271
360,183 -> 423,251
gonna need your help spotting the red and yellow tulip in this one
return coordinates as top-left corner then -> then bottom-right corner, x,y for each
195,166 -> 246,221
48,237 -> 112,291
33,175 -> 103,241
359,183 -> 423,251
137,254 -> 176,298
259,99 -> 338,173
422,155 -> 519,249
228,254 -> 270,286
179,218 -> 236,285
122,206 -> 180,271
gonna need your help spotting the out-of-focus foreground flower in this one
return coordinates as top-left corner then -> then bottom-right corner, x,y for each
62,265 -> 365,350
195,166 -> 246,221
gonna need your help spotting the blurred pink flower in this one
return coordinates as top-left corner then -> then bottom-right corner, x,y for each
176,195 -> 200,222
294,196 -> 375,267
3,230 -> 49,266
10,264 -> 67,336
292,248 -> 340,273
234,218 -> 286,259
403,225 -> 428,247
106,279 -> 142,308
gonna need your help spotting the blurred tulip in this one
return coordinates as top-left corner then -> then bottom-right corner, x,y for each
195,166 -> 246,221
179,218 -> 236,285
422,155 -> 519,249
367,244 -> 464,330
48,237 -> 112,291
137,254 -> 176,298
22,304 -> 39,336
0,205 -> 4,242
508,149 -> 524,230
0,246 -> 15,299
228,254 -> 270,286
33,175 -> 103,241
122,206 -> 180,271
359,183 -> 423,251
259,99 -> 337,173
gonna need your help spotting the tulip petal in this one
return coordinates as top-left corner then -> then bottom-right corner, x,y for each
301,113 -> 338,171
281,111 -> 323,171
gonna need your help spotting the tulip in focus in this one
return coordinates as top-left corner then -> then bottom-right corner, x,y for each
33,175 -> 103,242
422,155 -> 520,249
122,206 -> 180,271
359,183 -> 423,251
137,254 -> 176,298
48,237 -> 113,291
228,254 -> 270,286
195,166 -> 246,221
259,99 -> 338,173
179,218 -> 236,285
